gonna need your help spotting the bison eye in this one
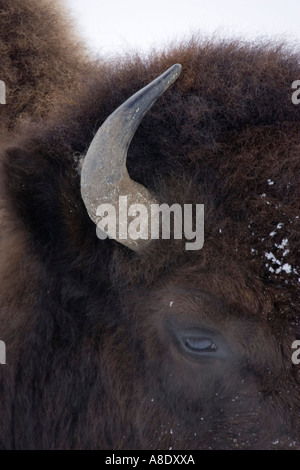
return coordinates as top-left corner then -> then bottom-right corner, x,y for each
184,337 -> 218,353
170,324 -> 231,361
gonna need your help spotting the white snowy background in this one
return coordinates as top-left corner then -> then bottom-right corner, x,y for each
65,0 -> 300,57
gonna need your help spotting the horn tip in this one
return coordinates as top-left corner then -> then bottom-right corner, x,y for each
166,63 -> 182,85
171,63 -> 182,77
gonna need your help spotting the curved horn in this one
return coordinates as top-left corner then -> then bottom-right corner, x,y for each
81,63 -> 182,251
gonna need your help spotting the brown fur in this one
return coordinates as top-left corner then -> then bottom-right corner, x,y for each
0,0 -> 90,137
0,0 -> 299,449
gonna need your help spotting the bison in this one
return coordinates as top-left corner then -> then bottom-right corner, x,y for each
0,0 -> 299,450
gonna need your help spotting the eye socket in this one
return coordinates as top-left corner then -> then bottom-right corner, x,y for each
169,324 -> 231,361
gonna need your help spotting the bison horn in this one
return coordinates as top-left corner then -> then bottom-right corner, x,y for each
81,63 -> 182,251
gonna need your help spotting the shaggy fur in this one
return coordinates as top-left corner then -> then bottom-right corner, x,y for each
0,0 -> 299,449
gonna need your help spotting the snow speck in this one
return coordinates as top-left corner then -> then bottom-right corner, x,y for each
281,264 -> 292,274
272,439 -> 279,446
266,265 -> 275,273
267,179 -> 274,185
265,252 -> 281,265
169,301 -> 174,307
275,238 -> 288,250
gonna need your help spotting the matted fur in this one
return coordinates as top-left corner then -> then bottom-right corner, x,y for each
0,0 -> 299,449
